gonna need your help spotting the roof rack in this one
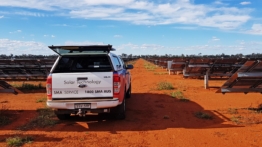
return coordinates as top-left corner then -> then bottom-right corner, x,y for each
49,45 -> 115,51
48,45 -> 115,55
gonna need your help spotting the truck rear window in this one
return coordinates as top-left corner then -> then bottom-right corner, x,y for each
52,55 -> 112,73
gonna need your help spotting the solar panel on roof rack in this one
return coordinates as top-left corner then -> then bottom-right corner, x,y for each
218,60 -> 262,94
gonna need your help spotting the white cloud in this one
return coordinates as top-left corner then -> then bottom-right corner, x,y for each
115,43 -> 171,55
212,36 -> 220,41
114,40 -> 262,55
1,38 -> 261,55
70,7 -> 124,18
9,30 -> 22,34
52,24 -> 86,27
54,24 -> 68,27
43,34 -> 56,38
14,11 -> 48,17
0,15 -> 4,18
114,35 -> 122,38
214,1 -> 224,5
0,0 -> 253,30
245,24 -> 262,35
240,1 -> 251,5
64,41 -> 104,46
0,39 -> 51,55
0,11 -> 48,17
172,26 -> 199,30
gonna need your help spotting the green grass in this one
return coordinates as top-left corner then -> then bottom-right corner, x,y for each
227,108 -> 238,114
170,91 -> 190,102
19,107 -> 58,130
230,116 -> 242,124
144,63 -> 156,71
194,111 -> 213,120
6,136 -> 33,147
154,72 -> 168,75
156,81 -> 174,90
12,82 -> 44,90
36,98 -> 46,103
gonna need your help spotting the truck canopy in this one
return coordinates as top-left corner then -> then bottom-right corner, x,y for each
52,55 -> 113,73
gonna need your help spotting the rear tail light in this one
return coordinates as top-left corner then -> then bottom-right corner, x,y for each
46,75 -> 52,100
113,74 -> 121,96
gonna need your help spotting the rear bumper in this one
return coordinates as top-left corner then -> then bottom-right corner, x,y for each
46,98 -> 120,109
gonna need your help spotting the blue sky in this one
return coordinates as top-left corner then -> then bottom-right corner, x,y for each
0,0 -> 262,55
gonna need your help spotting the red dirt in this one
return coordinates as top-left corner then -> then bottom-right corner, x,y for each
0,58 -> 262,147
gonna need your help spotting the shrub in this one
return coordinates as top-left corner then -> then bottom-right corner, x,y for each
194,111 -> 213,120
36,98 -> 46,103
157,81 -> 174,90
12,82 -> 44,90
19,107 -> 57,130
6,136 -> 33,147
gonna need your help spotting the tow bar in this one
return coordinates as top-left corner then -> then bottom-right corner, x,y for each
76,109 -> 86,117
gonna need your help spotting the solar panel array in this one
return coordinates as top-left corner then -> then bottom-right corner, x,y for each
146,57 -> 262,92
0,80 -> 17,94
169,58 -> 188,73
183,58 -> 246,77
146,57 -> 259,77
0,57 -> 137,93
218,60 -> 262,94
0,59 -> 56,80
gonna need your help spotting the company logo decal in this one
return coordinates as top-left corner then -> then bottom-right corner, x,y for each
77,77 -> 101,84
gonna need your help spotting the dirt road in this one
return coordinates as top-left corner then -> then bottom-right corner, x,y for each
0,59 -> 262,147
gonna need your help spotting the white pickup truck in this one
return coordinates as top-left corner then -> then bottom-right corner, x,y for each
46,45 -> 133,120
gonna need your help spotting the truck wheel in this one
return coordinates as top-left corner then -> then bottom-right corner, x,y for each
126,83 -> 131,98
112,96 -> 126,120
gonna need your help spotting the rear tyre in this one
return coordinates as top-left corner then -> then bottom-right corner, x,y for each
126,83 -> 131,98
112,95 -> 126,120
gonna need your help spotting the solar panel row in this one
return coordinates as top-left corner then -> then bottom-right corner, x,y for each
0,59 -> 56,80
146,57 -> 262,93
0,58 -> 137,94
219,60 -> 262,94
0,80 -> 17,94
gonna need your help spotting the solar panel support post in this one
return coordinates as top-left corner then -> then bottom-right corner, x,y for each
183,68 -> 186,77
204,69 -> 210,89
155,60 -> 158,67
167,61 -> 173,75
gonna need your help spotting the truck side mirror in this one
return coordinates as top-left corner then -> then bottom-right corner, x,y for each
126,64 -> 133,69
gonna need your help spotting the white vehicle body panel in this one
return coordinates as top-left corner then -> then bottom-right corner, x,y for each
47,98 -> 120,109
52,72 -> 113,98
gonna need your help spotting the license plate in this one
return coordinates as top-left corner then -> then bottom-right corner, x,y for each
74,103 -> 91,109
